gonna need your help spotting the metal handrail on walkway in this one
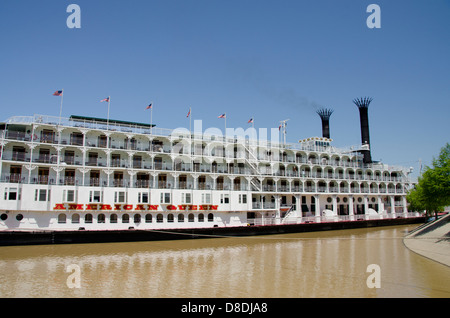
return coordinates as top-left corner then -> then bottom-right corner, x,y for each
248,212 -> 422,226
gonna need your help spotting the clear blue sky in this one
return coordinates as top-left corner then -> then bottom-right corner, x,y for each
1,0 -> 449,179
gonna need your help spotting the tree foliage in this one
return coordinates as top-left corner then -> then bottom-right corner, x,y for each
407,143 -> 450,216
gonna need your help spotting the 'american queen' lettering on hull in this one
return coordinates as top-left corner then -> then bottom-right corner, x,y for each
53,204 -> 219,212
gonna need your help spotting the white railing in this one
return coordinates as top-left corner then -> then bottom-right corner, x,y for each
2,115 -> 408,171
247,212 -> 422,226
1,114 -> 415,186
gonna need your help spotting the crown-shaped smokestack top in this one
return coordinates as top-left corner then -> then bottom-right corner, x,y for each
316,108 -> 334,139
316,108 -> 334,120
353,97 -> 373,164
353,97 -> 373,109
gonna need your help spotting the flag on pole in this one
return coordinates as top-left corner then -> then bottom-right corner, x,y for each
187,108 -> 191,117
278,124 -> 282,130
146,103 -> 152,109
218,113 -> 226,118
54,89 -> 64,126
248,118 -> 253,124
100,97 -> 110,102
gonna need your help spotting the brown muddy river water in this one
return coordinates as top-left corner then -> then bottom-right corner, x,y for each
0,224 -> 449,298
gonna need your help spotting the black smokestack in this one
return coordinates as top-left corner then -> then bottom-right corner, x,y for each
353,97 -> 373,164
316,108 -> 333,139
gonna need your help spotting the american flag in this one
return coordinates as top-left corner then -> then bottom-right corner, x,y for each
248,118 -> 253,124
100,97 -> 110,102
218,113 -> 226,118
186,108 -> 191,117
146,103 -> 152,109
53,90 -> 63,96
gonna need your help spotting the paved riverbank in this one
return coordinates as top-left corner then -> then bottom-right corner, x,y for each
403,214 -> 450,267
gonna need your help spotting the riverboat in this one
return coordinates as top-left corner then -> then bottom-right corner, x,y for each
0,98 -> 425,245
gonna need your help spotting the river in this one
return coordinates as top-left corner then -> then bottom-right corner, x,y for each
0,224 -> 449,298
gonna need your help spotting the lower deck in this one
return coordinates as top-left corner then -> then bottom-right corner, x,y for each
0,182 -> 414,232
0,208 -> 421,232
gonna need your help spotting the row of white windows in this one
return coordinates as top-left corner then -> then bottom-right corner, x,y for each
57,212 -> 215,224
3,188 -> 247,204
4,188 -> 50,201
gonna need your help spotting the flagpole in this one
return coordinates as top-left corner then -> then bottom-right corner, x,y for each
58,89 -> 64,126
224,113 -> 227,136
107,96 -> 110,131
279,119 -> 289,145
150,102 -> 153,135
189,107 -> 192,137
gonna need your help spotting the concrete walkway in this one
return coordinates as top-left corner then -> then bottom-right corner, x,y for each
403,213 -> 450,267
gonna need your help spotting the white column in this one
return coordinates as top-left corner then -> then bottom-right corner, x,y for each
364,196 -> 369,216
348,195 -> 354,220
332,195 -> 338,215
275,195 -> 281,224
314,195 -> 321,221
377,196 -> 384,215
212,175 -> 217,190
28,143 -> 37,182
81,148 -> 87,185
193,175 -> 199,190
295,194 -> 302,217
128,170 -> 136,188
390,196 -> 396,216
172,173 -> 178,189
151,172 -> 157,189
403,196 -> 408,216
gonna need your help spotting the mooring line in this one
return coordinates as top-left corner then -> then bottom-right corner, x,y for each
143,228 -> 421,241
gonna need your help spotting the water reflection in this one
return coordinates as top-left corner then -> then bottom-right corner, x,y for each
0,225 -> 449,298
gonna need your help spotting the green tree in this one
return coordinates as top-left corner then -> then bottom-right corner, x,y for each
406,183 -> 426,212
407,143 -> 450,218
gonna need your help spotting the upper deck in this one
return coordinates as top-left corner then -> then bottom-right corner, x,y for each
0,114 -> 412,193
1,114 -> 405,170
